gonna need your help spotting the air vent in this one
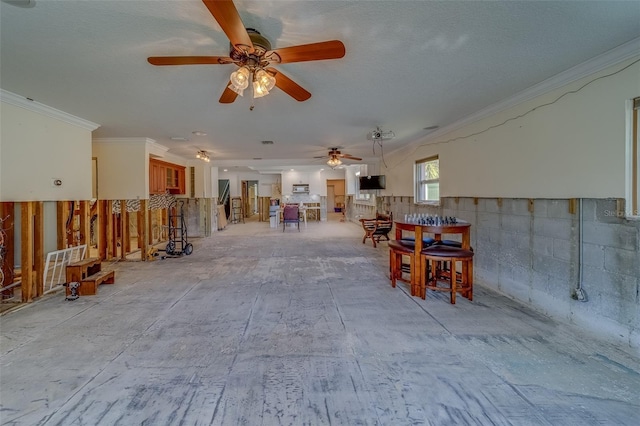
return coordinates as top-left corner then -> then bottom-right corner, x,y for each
261,140 -> 274,145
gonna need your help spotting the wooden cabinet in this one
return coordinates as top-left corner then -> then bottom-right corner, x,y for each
149,159 -> 185,195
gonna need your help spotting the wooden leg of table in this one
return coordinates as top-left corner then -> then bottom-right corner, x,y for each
450,259 -> 457,304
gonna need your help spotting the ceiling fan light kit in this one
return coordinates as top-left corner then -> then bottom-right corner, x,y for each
323,148 -> 361,167
327,155 -> 342,167
228,67 -> 250,96
148,0 -> 345,105
196,150 -> 210,162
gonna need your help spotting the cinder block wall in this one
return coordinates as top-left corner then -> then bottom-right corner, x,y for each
366,196 -> 640,349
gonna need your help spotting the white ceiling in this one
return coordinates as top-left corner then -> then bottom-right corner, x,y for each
1,0 -> 639,172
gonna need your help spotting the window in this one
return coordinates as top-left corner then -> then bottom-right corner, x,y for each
626,97 -> 639,218
415,156 -> 439,203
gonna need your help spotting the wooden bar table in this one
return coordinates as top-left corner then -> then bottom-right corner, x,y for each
394,219 -> 471,294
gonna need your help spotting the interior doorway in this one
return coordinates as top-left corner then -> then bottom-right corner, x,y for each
242,180 -> 259,218
326,179 -> 345,212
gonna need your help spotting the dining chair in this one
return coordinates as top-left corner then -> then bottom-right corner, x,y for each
282,205 -> 300,231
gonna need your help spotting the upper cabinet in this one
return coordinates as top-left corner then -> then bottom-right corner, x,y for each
149,158 -> 185,195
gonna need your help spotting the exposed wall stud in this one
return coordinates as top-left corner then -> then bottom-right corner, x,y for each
20,202 -> 34,302
616,198 -> 625,217
1,203 -> 15,299
34,202 -> 44,298
473,198 -> 479,205
139,199 -> 148,261
120,200 -> 127,261
528,199 -> 535,213
56,201 -> 65,250
497,198 -> 502,208
455,197 -> 459,204
568,198 -> 578,215
98,200 -> 107,260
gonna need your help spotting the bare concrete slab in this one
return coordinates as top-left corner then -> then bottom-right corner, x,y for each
1,219 -> 638,425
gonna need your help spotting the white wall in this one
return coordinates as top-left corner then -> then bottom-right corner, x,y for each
189,162 -> 216,199
92,139 -> 148,200
219,170 -> 279,197
211,166 -> 219,198
383,58 -> 640,199
1,102 -> 95,201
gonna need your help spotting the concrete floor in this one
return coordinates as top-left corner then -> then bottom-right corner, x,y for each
1,218 -> 639,425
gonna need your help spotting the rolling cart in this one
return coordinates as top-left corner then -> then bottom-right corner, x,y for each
165,200 -> 193,256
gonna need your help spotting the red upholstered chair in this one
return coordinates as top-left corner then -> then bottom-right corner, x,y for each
282,205 -> 300,232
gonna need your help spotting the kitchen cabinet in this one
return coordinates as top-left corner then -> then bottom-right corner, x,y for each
149,159 -> 185,195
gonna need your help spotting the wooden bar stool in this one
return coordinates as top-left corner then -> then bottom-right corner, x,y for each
388,240 -> 417,296
420,245 -> 474,304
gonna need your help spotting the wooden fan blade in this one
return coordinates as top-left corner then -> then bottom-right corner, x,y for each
219,83 -> 239,103
266,40 -> 345,64
266,68 -> 311,102
202,0 -> 254,53
340,154 -> 362,161
148,56 -> 234,66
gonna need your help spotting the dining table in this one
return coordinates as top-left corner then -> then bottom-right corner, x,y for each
394,219 -> 472,292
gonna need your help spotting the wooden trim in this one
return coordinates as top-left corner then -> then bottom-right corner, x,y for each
415,155 -> 438,164
528,199 -> 535,213
568,198 -> 578,215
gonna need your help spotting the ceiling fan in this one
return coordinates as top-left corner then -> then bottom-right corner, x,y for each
315,147 -> 362,167
147,0 -> 346,104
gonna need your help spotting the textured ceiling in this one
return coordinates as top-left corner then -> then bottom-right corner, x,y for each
1,0 -> 639,171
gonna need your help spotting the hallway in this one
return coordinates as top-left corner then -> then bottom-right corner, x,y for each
1,219 -> 638,425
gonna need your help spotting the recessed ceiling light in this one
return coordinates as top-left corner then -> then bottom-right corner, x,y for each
192,131 -> 207,136
223,169 -> 228,172
290,169 -> 295,171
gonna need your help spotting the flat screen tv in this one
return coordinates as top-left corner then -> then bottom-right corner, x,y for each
359,175 -> 386,190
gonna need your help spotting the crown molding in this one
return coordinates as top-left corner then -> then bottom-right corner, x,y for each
0,89 -> 100,131
421,37 -> 640,144
93,137 -> 157,145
